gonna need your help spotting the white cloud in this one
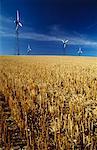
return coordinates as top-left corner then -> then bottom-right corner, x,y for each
20,32 -> 61,41
0,14 -> 13,22
70,37 -> 97,46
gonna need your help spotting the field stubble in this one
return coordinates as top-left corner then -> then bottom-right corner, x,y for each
0,56 -> 97,149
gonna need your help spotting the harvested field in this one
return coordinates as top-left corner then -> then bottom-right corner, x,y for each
0,56 -> 97,149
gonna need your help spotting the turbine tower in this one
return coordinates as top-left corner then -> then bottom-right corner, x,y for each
14,10 -> 23,55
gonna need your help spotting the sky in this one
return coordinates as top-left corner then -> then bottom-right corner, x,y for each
1,0 -> 97,56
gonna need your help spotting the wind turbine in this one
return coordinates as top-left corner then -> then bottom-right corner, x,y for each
27,44 -> 32,54
77,47 -> 83,56
14,10 -> 23,55
61,39 -> 69,48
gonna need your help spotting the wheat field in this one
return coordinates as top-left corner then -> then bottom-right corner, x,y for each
0,56 -> 97,150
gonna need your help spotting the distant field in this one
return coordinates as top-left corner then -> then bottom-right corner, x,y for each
1,56 -> 97,149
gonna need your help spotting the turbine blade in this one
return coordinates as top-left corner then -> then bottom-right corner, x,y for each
64,44 -> 66,48
61,40 -> 64,43
17,10 -> 19,22
16,25 -> 19,31
65,40 -> 69,43
19,22 -> 23,27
